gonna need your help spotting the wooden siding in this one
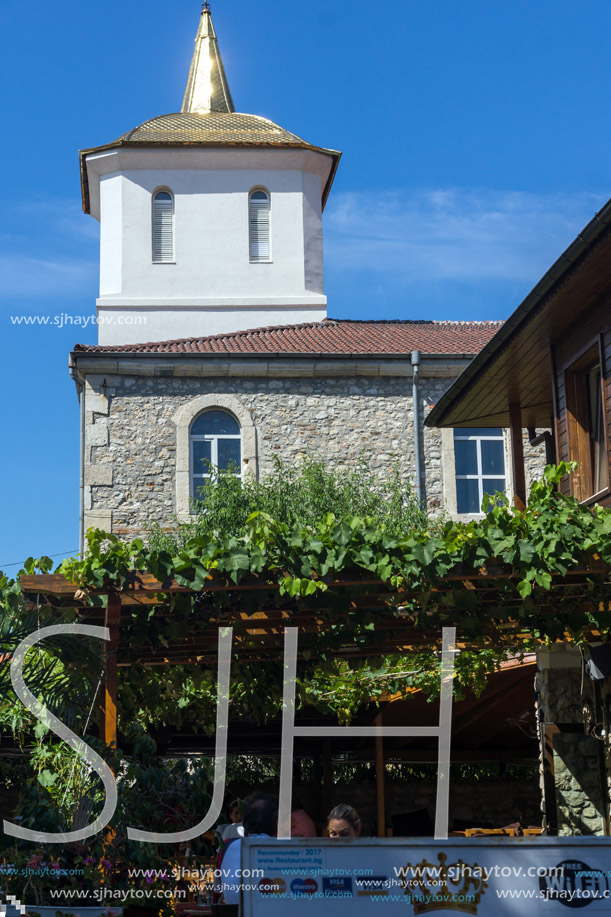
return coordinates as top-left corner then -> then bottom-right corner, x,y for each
553,297 -> 611,504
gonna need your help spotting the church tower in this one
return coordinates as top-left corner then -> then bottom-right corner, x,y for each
79,4 -> 341,345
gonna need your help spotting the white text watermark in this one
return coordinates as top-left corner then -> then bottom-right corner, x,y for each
10,314 -> 147,329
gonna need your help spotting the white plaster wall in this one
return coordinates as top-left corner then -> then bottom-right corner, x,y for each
99,174 -> 123,296
88,146 -> 334,343
302,171 -> 324,294
96,305 -> 327,345
97,169 -> 325,304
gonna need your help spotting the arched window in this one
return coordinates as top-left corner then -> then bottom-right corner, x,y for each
190,410 -> 242,502
152,190 -> 174,263
249,189 -> 270,262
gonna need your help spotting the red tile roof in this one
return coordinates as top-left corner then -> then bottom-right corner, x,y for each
73,318 -> 504,356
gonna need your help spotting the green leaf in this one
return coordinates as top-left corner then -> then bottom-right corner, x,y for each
518,540 -> 535,564
534,571 -> 552,590
38,769 -> 58,787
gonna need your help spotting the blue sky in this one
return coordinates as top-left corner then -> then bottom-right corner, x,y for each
2,0 -> 611,568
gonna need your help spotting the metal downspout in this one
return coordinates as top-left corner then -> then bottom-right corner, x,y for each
69,361 -> 85,556
411,350 -> 424,508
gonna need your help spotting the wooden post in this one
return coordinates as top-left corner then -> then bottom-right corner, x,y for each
100,592 -> 121,752
509,402 -> 527,511
312,753 -> 324,825
322,740 -> 333,821
375,713 -> 386,837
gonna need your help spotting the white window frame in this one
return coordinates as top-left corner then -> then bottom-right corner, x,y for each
152,188 -> 175,264
248,187 -> 272,263
453,428 -> 508,514
441,428 -> 513,519
172,395 -> 258,521
190,414 -> 242,504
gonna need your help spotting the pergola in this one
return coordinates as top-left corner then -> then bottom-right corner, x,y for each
17,559 -> 611,835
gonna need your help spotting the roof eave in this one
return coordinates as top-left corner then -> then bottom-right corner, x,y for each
79,140 -> 342,215
321,150 -> 342,211
71,349 -> 480,361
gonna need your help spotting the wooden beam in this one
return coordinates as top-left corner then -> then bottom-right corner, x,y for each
20,560 -> 611,599
375,713 -> 386,837
509,402 -> 527,510
99,593 -> 121,753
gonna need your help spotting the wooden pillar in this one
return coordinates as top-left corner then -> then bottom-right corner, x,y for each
509,402 -> 527,511
312,753 -> 324,825
100,592 -> 121,752
322,741 -> 333,820
375,714 -> 386,837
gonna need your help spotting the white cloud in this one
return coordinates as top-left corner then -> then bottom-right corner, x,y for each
1,187 -> 604,305
0,253 -> 97,297
0,197 -> 98,300
325,188 -> 604,283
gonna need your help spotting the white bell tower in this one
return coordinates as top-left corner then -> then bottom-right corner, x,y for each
80,4 -> 341,346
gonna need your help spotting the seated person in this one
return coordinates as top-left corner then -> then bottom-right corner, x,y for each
291,797 -> 316,837
327,803 -> 361,838
217,799 -> 243,841
222,793 -> 279,905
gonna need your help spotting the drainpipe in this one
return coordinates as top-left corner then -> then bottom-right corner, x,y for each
527,427 -> 556,466
69,359 -> 85,556
411,350 -> 425,508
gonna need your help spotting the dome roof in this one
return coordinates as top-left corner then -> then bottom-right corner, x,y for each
79,7 -> 341,214
116,111 -> 310,146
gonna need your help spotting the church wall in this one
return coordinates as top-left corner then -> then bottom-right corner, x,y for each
302,171 -> 325,294
96,306 -> 330,346
99,169 -> 323,304
81,367 -> 547,539
99,174 -> 123,297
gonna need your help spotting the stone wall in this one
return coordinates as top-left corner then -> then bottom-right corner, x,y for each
535,647 -> 610,835
228,778 -> 541,836
81,364 -> 547,539
327,778 -> 541,835
523,432 -> 549,492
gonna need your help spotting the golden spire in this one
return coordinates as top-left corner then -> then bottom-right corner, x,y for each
182,3 -> 235,114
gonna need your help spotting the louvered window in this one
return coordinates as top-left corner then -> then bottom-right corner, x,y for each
249,190 -> 270,262
152,190 -> 174,263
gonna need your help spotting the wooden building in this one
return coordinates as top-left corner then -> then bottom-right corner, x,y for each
427,202 -> 611,835
427,201 -> 611,509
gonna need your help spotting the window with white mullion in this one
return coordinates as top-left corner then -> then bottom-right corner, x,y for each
454,428 -> 507,514
190,410 -> 242,505
475,437 -> 484,511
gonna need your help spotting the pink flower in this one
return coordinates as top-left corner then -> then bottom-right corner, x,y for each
102,859 -> 112,870
83,856 -> 96,866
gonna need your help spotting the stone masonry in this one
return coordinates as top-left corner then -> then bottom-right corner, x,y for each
79,359 -> 547,539
536,647 -> 609,835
